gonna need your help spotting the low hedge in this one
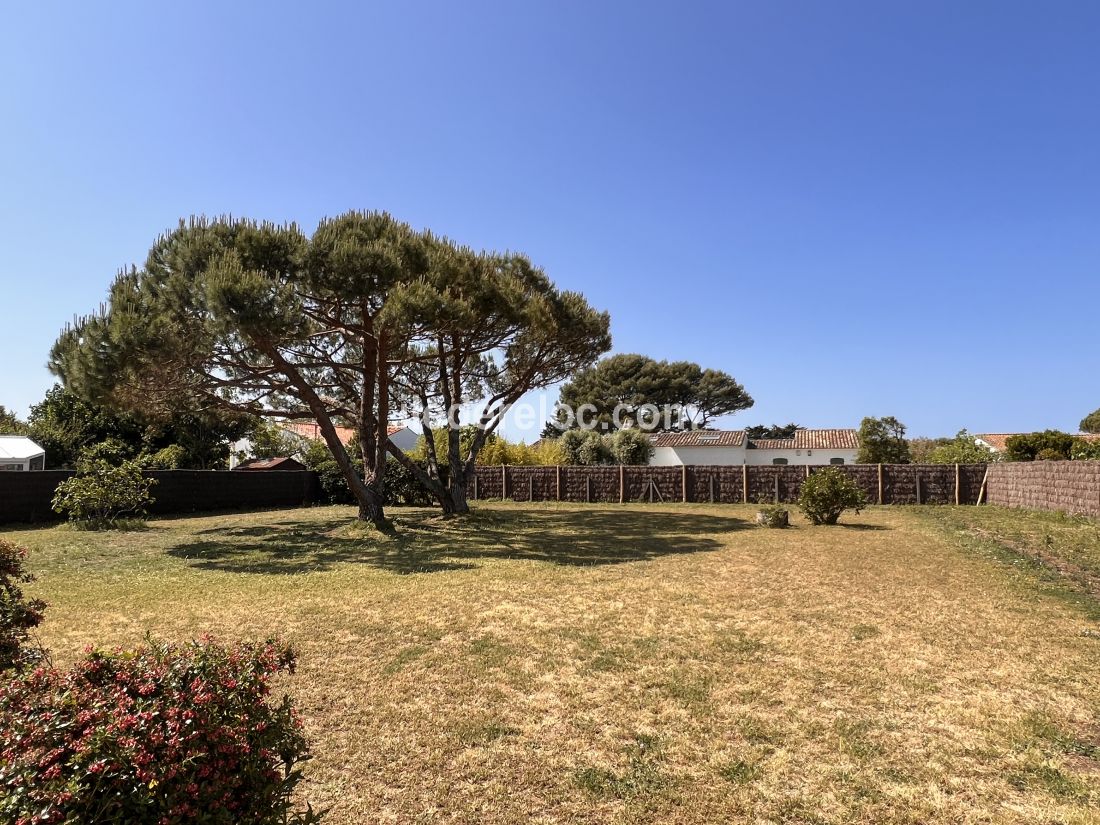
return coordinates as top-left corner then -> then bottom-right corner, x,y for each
0,637 -> 320,824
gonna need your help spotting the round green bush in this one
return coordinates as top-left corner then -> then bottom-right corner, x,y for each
797,467 -> 867,525
51,459 -> 157,528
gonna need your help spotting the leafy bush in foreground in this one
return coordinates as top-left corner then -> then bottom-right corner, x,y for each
51,459 -> 157,528
0,540 -> 46,672
798,467 -> 867,525
0,637 -> 320,825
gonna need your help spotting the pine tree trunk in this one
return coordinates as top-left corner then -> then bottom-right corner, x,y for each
356,485 -> 388,527
444,465 -> 472,515
449,482 -> 470,514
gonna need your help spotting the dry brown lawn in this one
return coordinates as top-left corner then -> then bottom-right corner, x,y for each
4,502 -> 1100,824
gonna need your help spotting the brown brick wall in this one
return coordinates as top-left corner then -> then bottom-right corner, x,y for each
986,461 -> 1100,517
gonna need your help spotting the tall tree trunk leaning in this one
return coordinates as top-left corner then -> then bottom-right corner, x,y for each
269,347 -> 390,529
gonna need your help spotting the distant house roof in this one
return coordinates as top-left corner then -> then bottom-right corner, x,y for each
233,457 -> 307,471
648,428 -> 859,450
0,436 -> 45,461
281,422 -> 409,446
749,429 -> 860,450
976,432 -> 1100,452
649,430 -> 747,448
974,434 -> 1014,452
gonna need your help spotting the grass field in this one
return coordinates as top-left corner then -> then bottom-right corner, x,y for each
4,502 -> 1100,824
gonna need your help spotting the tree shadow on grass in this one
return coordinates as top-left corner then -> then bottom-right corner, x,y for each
168,507 -> 744,575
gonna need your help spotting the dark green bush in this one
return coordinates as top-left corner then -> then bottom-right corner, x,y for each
608,429 -> 654,465
798,467 -> 867,525
559,429 -> 611,465
0,540 -> 46,672
383,458 -> 438,506
0,637 -> 320,825
1004,431 -> 1075,461
301,441 -> 436,506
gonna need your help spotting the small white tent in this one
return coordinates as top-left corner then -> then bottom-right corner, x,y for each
0,436 -> 46,471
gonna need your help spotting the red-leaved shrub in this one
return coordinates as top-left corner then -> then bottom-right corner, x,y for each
0,637 -> 320,824
0,540 -> 46,672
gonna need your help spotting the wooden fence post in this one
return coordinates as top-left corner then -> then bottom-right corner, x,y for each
681,465 -> 688,502
556,465 -> 562,501
528,475 -> 534,502
976,467 -> 989,506
915,473 -> 922,505
619,465 -> 625,504
773,473 -> 779,504
709,475 -> 715,503
954,463 -> 960,506
501,465 -> 507,500
585,475 -> 592,504
473,474 -> 479,501
877,464 -> 884,505
742,465 -> 748,503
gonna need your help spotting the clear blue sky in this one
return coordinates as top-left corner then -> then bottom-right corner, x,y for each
2,1 -> 1098,439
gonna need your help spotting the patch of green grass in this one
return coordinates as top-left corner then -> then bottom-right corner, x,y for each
719,757 -> 762,784
851,623 -> 881,641
715,628 -> 766,656
382,644 -> 430,675
587,649 -> 625,672
833,716 -> 884,762
1013,710 -> 1099,759
1009,762 -> 1093,803
574,735 -> 667,800
663,671 -> 714,707
467,635 -> 515,668
453,719 -> 519,747
735,715 -> 784,746
915,505 -> 1100,616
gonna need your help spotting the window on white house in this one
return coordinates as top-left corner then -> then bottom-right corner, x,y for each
772,458 -> 788,465
830,457 -> 845,465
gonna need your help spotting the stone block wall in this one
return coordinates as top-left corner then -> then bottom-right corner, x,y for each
986,461 -> 1100,517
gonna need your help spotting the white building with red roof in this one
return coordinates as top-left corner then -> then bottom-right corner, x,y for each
648,429 -> 859,466
230,422 -> 420,467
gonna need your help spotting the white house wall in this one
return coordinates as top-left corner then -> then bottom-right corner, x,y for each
650,446 -> 748,466
744,449 -> 859,466
649,446 -> 858,466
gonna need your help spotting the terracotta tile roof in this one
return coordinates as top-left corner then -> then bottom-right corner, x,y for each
649,430 -> 746,448
747,438 -> 794,450
792,429 -> 860,450
974,434 -> 1013,451
648,429 -> 859,450
281,422 -> 407,446
746,429 -> 859,450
